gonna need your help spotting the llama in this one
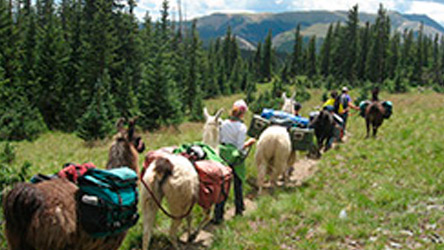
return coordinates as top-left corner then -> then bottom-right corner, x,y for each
365,102 -> 386,138
309,109 -> 336,152
255,125 -> 296,194
202,107 -> 224,151
140,154 -> 199,250
141,107 -> 223,249
2,118 -> 144,250
281,92 -> 296,114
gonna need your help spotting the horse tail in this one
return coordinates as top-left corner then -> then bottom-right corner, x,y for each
3,182 -> 45,248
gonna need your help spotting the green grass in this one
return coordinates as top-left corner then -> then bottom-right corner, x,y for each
1,88 -> 444,250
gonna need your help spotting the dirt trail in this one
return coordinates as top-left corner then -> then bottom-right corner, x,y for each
179,156 -> 320,249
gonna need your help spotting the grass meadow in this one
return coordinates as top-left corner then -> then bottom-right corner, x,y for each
1,87 -> 444,249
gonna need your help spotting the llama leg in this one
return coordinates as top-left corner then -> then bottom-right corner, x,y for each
169,219 -> 182,249
366,119 -> 370,138
190,209 -> 211,242
141,188 -> 161,250
373,127 -> 377,138
186,215 -> 193,242
257,162 -> 267,195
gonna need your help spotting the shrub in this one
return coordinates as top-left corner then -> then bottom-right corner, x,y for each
0,81 -> 46,141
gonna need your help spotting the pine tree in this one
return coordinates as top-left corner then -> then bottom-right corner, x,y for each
112,6 -> 141,118
432,34 -> 441,85
262,30 -> 273,81
412,23 -> 424,84
254,41 -> 262,80
387,32 -> 400,79
139,1 -> 182,129
34,0 -> 68,129
344,5 -> 359,82
18,0 -> 37,100
76,73 -> 116,141
81,0 -> 117,101
306,35 -> 317,78
0,0 -> 20,85
291,24 -> 302,76
331,21 -> 345,79
320,24 -> 333,77
357,22 -> 370,80
183,20 -> 202,114
366,4 -> 390,83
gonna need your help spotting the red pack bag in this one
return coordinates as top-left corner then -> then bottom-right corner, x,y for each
194,160 -> 232,210
58,162 -> 96,184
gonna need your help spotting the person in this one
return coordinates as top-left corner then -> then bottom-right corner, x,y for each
322,90 -> 343,115
213,100 -> 256,224
294,102 -> 302,117
322,90 -> 344,143
339,87 -> 359,132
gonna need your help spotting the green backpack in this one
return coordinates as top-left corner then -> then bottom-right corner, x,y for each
77,167 -> 139,238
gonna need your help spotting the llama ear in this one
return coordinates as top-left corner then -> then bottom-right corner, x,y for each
116,117 -> 126,133
203,107 -> 210,120
290,92 -> 296,100
215,108 -> 224,120
128,116 -> 138,139
282,92 -> 287,100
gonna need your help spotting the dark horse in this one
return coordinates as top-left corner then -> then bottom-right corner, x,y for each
2,118 -> 145,250
309,109 -> 336,155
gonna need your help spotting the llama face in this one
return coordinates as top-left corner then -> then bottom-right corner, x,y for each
116,117 -> 145,153
281,92 -> 296,114
203,107 -> 224,149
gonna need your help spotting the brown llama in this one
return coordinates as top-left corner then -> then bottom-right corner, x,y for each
365,87 -> 386,138
365,102 -> 386,138
2,118 -> 145,250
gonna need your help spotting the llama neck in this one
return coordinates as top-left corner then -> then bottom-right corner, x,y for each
106,139 -> 138,174
282,106 -> 294,114
203,126 -> 219,150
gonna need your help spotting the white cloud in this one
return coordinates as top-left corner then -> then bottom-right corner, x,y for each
405,1 -> 444,25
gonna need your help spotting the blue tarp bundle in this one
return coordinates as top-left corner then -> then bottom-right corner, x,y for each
260,108 -> 310,127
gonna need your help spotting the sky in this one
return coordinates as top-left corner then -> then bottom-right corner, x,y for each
134,0 -> 444,27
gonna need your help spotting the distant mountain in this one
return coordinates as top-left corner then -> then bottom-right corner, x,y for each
188,11 -> 444,52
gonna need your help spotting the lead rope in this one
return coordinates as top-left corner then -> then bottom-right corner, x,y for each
140,172 -> 195,220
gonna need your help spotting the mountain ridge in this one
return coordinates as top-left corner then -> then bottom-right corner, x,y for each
186,10 -> 444,52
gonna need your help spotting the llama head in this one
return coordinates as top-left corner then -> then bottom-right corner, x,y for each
202,107 -> 224,150
115,117 -> 145,153
281,92 -> 296,114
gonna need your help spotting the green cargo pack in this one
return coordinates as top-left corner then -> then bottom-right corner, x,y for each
248,115 -> 314,152
289,127 -> 315,151
247,115 -> 271,138
77,167 -> 139,238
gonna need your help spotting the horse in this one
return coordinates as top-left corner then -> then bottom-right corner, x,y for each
365,101 -> 386,138
140,107 -> 223,250
2,118 -> 145,250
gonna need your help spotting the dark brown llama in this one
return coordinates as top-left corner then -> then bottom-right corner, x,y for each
2,118 -> 145,250
365,102 -> 386,138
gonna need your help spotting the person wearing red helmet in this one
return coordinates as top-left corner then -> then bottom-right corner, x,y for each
213,99 -> 255,224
